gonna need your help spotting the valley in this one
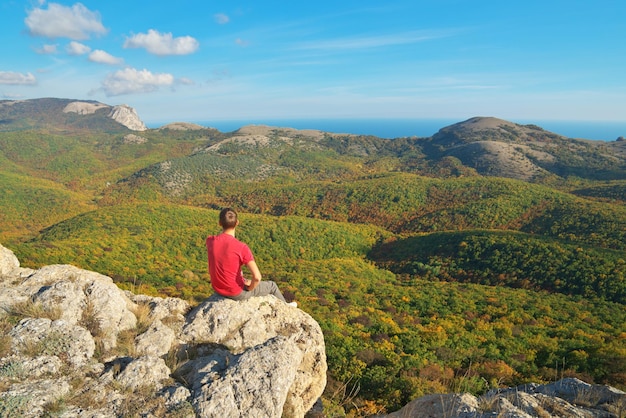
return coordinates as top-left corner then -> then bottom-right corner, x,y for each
1,98 -> 625,414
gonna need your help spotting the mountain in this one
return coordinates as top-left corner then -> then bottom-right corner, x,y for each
3,99 -> 625,187
106,116 -> 626,207
425,116 -> 626,181
0,97 -> 146,131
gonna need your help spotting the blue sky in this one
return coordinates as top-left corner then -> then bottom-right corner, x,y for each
1,0 -> 625,125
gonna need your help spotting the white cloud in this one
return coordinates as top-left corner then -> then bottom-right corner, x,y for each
215,13 -> 230,24
124,29 -> 199,56
0,71 -> 37,85
25,2 -> 108,40
67,41 -> 91,55
36,44 -> 58,54
89,50 -> 123,65
101,67 -> 174,96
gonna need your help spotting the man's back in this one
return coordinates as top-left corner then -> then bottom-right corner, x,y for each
206,233 -> 253,297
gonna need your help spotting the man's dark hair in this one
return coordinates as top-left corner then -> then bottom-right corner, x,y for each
219,207 -> 238,229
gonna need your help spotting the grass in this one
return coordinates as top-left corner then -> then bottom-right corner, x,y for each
5,299 -> 63,322
130,301 -> 153,335
0,318 -> 12,359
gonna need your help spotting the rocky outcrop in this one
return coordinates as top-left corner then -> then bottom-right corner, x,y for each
62,101 -> 109,115
380,378 -> 626,418
0,243 -> 326,418
180,294 -> 327,417
63,101 -> 147,131
107,104 -> 147,131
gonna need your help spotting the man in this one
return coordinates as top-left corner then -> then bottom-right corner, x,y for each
206,207 -> 296,307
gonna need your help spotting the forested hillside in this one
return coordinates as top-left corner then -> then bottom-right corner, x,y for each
1,98 -> 625,415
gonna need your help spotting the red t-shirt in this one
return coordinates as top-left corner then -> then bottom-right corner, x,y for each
206,233 -> 254,297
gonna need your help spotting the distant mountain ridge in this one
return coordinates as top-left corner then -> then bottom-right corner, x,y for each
112,118 -> 626,206
0,97 -> 146,131
1,98 -> 625,193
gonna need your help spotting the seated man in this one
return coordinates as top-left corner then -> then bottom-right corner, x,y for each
206,207 -> 296,307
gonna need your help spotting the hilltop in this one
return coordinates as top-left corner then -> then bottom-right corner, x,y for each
426,116 -> 626,180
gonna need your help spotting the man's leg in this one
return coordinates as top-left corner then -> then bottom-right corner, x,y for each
246,281 -> 287,302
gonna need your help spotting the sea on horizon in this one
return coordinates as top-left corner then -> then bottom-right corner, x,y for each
146,118 -> 626,142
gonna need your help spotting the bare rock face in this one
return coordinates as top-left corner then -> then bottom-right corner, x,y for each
0,243 -> 327,418
63,101 -> 148,131
108,104 -> 147,131
62,101 -> 109,115
20,264 -> 138,351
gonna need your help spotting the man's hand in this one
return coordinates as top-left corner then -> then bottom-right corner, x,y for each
244,260 -> 262,291
243,278 -> 252,290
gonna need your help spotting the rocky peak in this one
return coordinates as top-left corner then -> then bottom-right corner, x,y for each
107,104 -> 147,131
62,101 -> 147,131
0,243 -> 326,417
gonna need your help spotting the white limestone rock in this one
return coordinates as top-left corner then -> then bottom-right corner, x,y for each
9,318 -> 95,368
135,319 -> 176,357
182,336 -> 302,417
115,356 -> 171,391
63,101 -> 147,131
63,101 -> 109,115
108,104 -> 147,131
180,294 -> 327,417
0,243 -> 19,277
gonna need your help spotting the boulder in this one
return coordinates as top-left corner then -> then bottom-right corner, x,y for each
115,355 -> 172,391
9,318 -> 95,368
0,244 -> 19,277
15,264 -> 137,350
180,294 -> 327,417
179,335 -> 303,417
135,319 -> 176,357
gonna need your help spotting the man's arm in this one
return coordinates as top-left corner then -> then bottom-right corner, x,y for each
244,260 -> 262,291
